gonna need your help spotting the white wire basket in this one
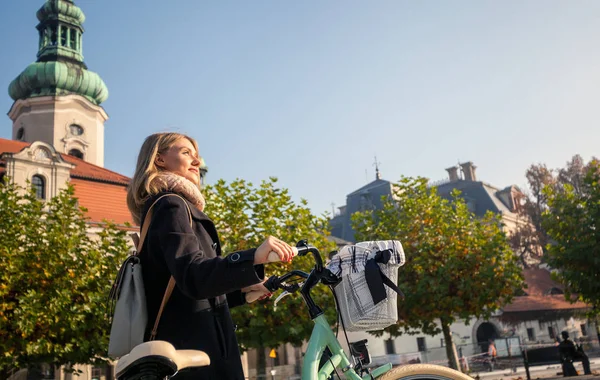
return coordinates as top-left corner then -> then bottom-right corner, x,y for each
327,240 -> 405,332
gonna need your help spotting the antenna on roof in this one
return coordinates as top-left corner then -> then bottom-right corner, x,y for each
373,156 -> 381,180
331,202 -> 336,216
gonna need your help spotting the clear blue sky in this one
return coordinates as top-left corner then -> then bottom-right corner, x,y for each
1,1 -> 599,216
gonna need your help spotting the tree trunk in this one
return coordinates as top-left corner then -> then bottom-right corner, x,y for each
257,346 -> 267,377
441,318 -> 460,371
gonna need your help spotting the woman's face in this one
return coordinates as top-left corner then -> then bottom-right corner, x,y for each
156,138 -> 201,185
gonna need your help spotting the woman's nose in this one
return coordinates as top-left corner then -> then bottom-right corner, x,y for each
191,157 -> 201,166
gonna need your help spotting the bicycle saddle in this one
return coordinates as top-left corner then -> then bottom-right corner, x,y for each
115,341 -> 210,379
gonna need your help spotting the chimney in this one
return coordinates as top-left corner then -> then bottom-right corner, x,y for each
460,161 -> 477,181
446,166 -> 459,182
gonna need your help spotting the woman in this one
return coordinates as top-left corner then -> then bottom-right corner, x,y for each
126,132 -> 295,379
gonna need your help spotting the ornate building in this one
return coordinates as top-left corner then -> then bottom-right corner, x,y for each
1,0 -> 133,228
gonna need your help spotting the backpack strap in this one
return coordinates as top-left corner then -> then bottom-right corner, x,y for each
136,193 -> 193,341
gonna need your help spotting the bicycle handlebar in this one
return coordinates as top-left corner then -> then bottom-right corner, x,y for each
245,240 -> 325,304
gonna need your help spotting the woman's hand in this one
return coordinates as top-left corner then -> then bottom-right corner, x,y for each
254,236 -> 296,265
242,280 -> 273,303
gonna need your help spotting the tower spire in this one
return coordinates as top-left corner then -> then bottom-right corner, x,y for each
8,0 -> 108,105
7,0 -> 109,167
373,156 -> 381,180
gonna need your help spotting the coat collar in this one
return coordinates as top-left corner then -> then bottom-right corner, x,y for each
144,191 -> 214,224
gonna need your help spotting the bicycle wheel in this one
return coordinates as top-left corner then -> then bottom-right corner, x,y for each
379,364 -> 472,380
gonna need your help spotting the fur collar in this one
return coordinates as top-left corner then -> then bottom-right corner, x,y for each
150,172 -> 206,211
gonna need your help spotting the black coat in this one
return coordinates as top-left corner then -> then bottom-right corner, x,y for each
139,192 -> 264,379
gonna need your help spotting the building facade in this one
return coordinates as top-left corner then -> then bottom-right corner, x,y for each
328,162 -> 593,370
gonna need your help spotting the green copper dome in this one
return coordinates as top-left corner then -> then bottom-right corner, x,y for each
37,0 -> 85,25
9,61 -> 108,104
8,0 -> 108,105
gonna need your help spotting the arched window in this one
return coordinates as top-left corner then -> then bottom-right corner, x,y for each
32,175 -> 46,200
68,149 -> 84,159
16,127 -> 25,141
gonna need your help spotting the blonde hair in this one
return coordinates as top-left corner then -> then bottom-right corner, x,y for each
127,132 -> 199,225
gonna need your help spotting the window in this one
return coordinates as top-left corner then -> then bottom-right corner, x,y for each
548,326 -> 556,340
385,339 -> 396,355
581,324 -> 588,336
417,337 -> 427,352
548,287 -> 564,295
527,328 -> 536,341
70,124 -> 84,136
68,149 -> 84,159
16,127 -> 24,141
32,175 -> 45,200
70,28 -> 77,49
50,27 -> 57,46
60,26 -> 67,46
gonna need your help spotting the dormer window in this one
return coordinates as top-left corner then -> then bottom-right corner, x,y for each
70,124 -> 84,136
547,287 -> 564,295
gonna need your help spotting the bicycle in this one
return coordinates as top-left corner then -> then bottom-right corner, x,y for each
116,240 -> 472,380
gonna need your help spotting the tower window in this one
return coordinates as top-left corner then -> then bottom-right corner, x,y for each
60,26 -> 67,46
69,124 -> 84,136
68,149 -> 84,159
32,175 -> 46,200
70,29 -> 77,50
50,27 -> 57,46
16,127 -> 25,141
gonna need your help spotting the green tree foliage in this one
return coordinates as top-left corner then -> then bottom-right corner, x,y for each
351,177 -> 523,370
0,180 -> 129,375
542,160 -> 600,314
203,177 -> 336,373
514,154 -> 598,266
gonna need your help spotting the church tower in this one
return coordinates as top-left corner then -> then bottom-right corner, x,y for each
7,0 -> 109,167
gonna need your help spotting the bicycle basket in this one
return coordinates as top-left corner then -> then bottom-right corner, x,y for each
327,240 -> 405,332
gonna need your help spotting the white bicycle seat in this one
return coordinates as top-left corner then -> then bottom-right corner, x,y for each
116,341 -> 210,379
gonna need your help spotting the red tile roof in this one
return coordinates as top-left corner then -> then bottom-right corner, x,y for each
70,178 -> 134,226
0,138 -> 135,226
0,139 -> 29,153
500,268 -> 589,318
502,295 -> 588,313
64,155 -> 130,185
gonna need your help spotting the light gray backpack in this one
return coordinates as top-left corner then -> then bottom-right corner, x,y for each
107,194 -> 191,358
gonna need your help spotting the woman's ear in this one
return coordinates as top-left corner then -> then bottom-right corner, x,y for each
155,154 -> 165,168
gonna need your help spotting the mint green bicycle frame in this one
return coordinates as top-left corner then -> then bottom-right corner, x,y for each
302,315 -> 392,380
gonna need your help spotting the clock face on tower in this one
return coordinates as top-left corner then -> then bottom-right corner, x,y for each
70,124 -> 84,136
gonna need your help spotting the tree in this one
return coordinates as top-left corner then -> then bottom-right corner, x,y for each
542,160 -> 600,317
0,180 -> 129,378
351,177 -> 523,371
514,155 -> 598,265
203,177 -> 336,375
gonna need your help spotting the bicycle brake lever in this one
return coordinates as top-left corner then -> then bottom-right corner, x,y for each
273,291 -> 292,311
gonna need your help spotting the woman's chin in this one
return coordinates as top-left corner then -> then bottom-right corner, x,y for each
186,175 -> 200,185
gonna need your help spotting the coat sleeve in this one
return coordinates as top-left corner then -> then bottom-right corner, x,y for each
226,264 -> 265,308
151,195 -> 263,300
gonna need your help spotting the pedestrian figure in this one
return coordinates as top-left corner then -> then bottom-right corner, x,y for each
485,340 -> 497,372
558,331 -> 592,376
